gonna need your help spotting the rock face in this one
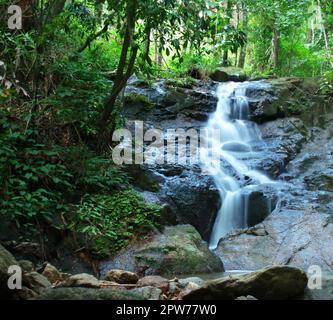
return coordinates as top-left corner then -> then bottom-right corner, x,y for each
100,225 -> 224,277
215,111 -> 333,272
184,266 -> 308,300
0,244 -> 18,299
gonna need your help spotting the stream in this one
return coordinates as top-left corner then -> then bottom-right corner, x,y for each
202,82 -> 276,249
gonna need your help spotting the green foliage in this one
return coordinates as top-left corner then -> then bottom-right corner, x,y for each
58,144 -> 128,193
43,58 -> 112,136
0,110 -> 73,224
70,190 -> 161,258
320,69 -> 333,95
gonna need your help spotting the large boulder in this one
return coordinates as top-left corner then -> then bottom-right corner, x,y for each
100,225 -> 224,278
135,225 -> 224,276
0,244 -> 18,299
183,266 -> 308,300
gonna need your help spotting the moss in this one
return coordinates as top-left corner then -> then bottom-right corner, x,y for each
165,77 -> 197,89
124,93 -> 154,110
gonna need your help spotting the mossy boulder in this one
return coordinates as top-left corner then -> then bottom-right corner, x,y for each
135,225 -> 224,277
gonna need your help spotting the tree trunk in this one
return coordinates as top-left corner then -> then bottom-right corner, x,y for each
99,0 -> 138,138
238,3 -> 248,69
271,26 -> 280,71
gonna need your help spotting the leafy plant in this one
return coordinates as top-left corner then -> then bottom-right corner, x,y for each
70,190 -> 161,258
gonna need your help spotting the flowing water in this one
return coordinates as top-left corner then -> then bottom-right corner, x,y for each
201,82 -> 274,250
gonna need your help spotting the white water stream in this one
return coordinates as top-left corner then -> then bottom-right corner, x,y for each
202,82 -> 273,250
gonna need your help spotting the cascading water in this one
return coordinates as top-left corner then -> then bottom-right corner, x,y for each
201,82 -> 273,250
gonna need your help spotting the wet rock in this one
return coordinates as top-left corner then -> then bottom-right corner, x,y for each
105,269 -> 139,284
35,287 -> 143,300
183,266 -> 308,300
215,209 -> 333,272
135,225 -> 224,276
130,286 -> 162,300
160,172 -> 221,240
23,272 -> 52,294
304,169 -> 333,192
0,244 -> 18,299
123,79 -> 217,130
247,189 -> 278,227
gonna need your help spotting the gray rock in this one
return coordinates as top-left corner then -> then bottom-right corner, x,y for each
23,272 -> 52,294
183,266 -> 308,300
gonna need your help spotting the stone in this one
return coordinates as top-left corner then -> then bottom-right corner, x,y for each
23,272 -> 52,294
137,276 -> 169,293
178,282 -> 201,300
178,277 -> 205,289
183,266 -> 308,300
135,225 -> 224,276
235,295 -> 258,300
105,269 -> 139,284
18,260 -> 34,273
17,286 -> 39,300
0,244 -> 18,299
35,287 -> 144,300
42,263 -> 66,284
60,273 -> 101,288
129,286 -> 162,300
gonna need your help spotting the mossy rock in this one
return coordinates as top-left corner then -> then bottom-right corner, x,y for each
135,225 -> 224,277
165,77 -> 197,89
124,93 -> 154,111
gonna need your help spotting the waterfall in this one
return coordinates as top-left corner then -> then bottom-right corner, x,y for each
201,82 -> 273,250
